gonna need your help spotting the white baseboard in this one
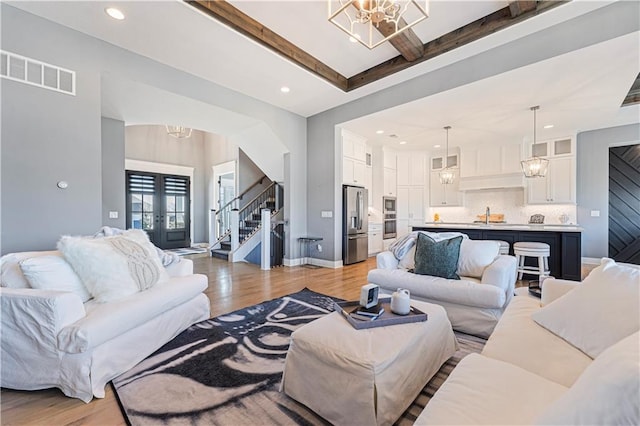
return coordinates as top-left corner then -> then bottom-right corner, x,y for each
308,258 -> 343,269
283,257 -> 344,268
581,257 -> 601,265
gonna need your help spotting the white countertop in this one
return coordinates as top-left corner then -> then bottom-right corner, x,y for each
419,222 -> 584,232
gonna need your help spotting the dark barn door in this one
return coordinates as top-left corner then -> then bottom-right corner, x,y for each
609,144 -> 640,264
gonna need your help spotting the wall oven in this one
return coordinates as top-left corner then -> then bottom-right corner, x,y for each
383,196 -> 397,239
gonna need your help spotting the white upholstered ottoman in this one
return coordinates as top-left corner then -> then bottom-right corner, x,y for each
281,300 -> 457,426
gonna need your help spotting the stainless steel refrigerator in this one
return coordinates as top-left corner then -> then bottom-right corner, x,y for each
343,185 -> 368,265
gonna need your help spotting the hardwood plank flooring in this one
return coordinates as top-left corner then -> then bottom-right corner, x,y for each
0,257 -> 375,425
0,256 -> 595,425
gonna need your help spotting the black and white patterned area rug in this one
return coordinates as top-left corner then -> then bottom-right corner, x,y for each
112,288 -> 485,425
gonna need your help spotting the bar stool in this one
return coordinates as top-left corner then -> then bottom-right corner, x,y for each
514,242 -> 550,280
495,240 -> 510,256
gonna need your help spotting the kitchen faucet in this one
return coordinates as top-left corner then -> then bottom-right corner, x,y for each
485,206 -> 490,224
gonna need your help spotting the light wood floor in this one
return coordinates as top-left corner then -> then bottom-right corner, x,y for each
0,257 -> 375,426
0,256 -> 596,425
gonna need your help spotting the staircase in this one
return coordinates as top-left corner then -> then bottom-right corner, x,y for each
210,182 -> 282,262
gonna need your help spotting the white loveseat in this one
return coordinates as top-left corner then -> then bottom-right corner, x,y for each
0,249 -> 210,402
368,235 -> 517,337
416,258 -> 640,425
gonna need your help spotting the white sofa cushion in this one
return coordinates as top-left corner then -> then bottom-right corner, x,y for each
19,255 -> 92,302
0,250 -> 59,289
414,353 -> 567,425
367,268 -> 506,309
457,239 -> 500,278
535,331 -> 640,426
531,258 -> 640,358
57,274 -> 208,353
58,230 -> 169,303
482,296 -> 592,387
398,238 -> 499,279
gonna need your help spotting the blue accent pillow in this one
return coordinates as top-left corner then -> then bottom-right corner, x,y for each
413,234 -> 462,280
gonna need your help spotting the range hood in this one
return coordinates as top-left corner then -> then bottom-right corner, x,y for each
458,173 -> 525,191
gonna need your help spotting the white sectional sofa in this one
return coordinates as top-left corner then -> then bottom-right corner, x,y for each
368,236 -> 517,338
415,258 -> 640,425
0,249 -> 210,402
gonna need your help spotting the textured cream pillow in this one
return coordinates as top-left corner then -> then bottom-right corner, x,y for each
19,254 -> 92,302
457,239 -> 500,278
535,332 -> 640,425
58,229 -> 169,303
531,258 -> 640,358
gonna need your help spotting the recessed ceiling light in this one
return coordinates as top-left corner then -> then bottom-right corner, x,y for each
433,144 -> 441,148
280,86 -> 290,93
376,130 -> 384,134
544,124 -> 554,129
399,141 -> 407,145
105,7 -> 125,20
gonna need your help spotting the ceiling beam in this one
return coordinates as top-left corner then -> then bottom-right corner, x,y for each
186,0 -> 568,94
622,73 -> 640,106
187,0 -> 348,91
374,19 -> 425,62
358,0 -> 424,62
347,1 -> 568,91
509,1 -> 538,18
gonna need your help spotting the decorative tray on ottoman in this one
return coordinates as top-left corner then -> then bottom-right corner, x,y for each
333,298 -> 428,330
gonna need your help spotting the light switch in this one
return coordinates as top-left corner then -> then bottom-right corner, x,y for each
590,210 -> 600,217
109,211 -> 119,219
321,211 -> 333,218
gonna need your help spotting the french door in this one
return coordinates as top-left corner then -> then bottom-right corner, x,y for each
126,170 -> 191,249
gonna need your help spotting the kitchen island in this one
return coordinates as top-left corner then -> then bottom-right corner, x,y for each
413,223 -> 583,281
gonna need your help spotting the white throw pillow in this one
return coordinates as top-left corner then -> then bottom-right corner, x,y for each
535,331 -> 640,426
531,258 -> 640,358
457,239 -> 500,278
19,255 -> 92,302
58,229 -> 169,303
0,250 -> 59,289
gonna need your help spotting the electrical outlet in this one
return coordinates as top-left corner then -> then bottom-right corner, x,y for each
109,211 -> 119,219
317,244 -> 322,252
321,210 -> 333,218
590,210 -> 600,217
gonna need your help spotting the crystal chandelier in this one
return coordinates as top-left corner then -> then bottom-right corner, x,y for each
439,126 -> 455,185
520,106 -> 549,178
166,125 -> 192,139
328,0 -> 429,49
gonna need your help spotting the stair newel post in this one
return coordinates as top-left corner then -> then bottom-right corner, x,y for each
261,209 -> 271,270
274,184 -> 280,210
231,209 -> 240,253
209,209 -> 217,252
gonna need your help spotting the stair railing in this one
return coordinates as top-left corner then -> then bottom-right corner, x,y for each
210,175 -> 268,247
238,182 -> 281,243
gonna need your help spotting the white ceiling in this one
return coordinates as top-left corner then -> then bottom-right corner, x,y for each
7,0 -> 639,147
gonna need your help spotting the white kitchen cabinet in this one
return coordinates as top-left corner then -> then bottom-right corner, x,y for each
527,156 -> 575,204
397,152 -> 426,186
398,186 -> 425,222
342,157 -> 366,186
526,136 -> 576,205
383,168 -> 397,197
430,171 -> 463,206
342,130 -> 369,187
368,223 -> 383,256
342,130 -> 367,162
460,143 -> 523,178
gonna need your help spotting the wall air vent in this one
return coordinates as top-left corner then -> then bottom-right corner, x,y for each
0,50 -> 75,96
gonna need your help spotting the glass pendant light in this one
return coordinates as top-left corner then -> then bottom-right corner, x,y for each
520,106 -> 549,178
439,126 -> 455,185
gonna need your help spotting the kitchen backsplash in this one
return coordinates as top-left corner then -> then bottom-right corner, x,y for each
426,188 -> 578,225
